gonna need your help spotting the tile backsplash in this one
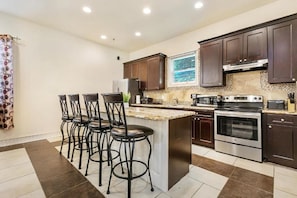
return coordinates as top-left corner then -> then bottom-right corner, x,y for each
144,70 -> 296,107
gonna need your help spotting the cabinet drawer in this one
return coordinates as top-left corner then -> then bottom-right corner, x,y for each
266,114 -> 297,125
194,110 -> 214,117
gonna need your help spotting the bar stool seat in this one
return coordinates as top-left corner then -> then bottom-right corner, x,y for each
111,125 -> 153,138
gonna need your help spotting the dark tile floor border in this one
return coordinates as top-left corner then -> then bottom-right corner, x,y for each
192,154 -> 274,197
1,140 -> 274,197
1,140 -> 105,198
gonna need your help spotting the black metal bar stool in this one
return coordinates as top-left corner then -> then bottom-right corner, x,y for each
58,95 -> 73,159
68,94 -> 89,169
83,93 -> 121,186
102,92 -> 154,198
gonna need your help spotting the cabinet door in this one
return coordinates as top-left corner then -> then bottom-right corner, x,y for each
147,56 -> 165,90
192,116 -> 214,148
123,62 -> 139,79
123,63 -> 132,79
130,62 -> 139,79
192,116 -> 199,143
199,117 -> 214,147
136,60 -> 147,90
243,28 -> 267,62
200,40 -> 225,87
268,19 -> 297,83
223,34 -> 242,65
266,124 -> 297,168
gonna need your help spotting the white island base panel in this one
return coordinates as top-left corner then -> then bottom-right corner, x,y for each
125,117 -> 169,192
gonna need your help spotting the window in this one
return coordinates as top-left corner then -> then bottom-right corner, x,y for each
167,51 -> 198,87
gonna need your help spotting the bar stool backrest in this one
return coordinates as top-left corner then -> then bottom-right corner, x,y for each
58,95 -> 71,120
102,93 -> 128,136
68,94 -> 83,122
83,93 -> 103,127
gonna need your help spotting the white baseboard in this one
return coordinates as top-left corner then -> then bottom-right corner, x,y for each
0,132 -> 61,147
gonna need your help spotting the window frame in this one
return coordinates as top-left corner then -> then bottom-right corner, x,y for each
167,51 -> 198,87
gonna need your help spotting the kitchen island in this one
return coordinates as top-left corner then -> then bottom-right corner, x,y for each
102,107 -> 194,192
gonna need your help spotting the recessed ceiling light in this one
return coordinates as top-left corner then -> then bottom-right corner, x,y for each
82,6 -> 92,13
194,1 -> 203,9
135,32 -> 141,37
100,35 -> 107,40
143,7 -> 151,15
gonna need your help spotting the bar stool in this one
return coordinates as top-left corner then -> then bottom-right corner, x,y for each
58,95 -> 73,158
83,93 -> 121,186
68,94 -> 89,169
102,92 -> 154,198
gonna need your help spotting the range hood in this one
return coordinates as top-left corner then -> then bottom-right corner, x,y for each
223,59 -> 268,72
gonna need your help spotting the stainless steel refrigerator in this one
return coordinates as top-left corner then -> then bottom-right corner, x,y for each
112,79 -> 142,104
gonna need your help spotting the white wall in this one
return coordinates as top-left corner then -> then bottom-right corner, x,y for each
129,0 -> 297,59
0,13 -> 128,143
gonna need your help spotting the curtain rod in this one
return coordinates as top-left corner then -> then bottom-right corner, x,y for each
12,36 -> 21,41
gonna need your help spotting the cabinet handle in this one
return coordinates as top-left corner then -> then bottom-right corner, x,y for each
239,59 -> 242,63
243,58 -> 247,62
280,118 -> 284,122
292,78 -> 296,81
268,125 -> 272,129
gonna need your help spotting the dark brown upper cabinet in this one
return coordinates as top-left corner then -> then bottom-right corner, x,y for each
268,19 -> 297,83
200,39 -> 225,87
123,53 -> 166,91
123,61 -> 139,79
223,28 -> 267,65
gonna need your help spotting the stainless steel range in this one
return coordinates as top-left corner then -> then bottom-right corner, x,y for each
214,95 -> 263,162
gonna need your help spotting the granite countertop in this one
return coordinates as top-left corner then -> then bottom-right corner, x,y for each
262,109 -> 297,115
131,103 -> 215,111
133,104 -> 297,115
124,107 -> 195,121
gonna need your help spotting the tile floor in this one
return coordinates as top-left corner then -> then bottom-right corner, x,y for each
0,137 -> 297,197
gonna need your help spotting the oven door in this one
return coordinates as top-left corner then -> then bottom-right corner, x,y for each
214,110 -> 262,148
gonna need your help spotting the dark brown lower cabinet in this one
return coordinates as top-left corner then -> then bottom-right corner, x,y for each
263,113 -> 297,168
192,110 -> 214,149
169,116 -> 192,189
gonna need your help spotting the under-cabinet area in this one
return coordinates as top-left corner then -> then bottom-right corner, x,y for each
263,113 -> 297,169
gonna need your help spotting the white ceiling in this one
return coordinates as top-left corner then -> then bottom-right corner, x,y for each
0,0 -> 277,52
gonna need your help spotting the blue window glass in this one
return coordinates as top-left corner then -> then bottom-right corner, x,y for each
173,55 -> 196,83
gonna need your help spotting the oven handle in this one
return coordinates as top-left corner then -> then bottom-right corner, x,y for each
214,110 -> 261,119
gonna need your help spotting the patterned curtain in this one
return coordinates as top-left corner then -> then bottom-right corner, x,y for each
0,35 -> 14,129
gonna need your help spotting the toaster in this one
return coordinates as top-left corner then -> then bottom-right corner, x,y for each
267,100 -> 285,110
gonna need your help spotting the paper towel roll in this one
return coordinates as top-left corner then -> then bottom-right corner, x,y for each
136,95 -> 141,104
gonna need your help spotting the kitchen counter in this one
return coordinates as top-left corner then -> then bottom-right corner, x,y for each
262,109 -> 297,115
131,103 -> 215,111
124,106 -> 195,120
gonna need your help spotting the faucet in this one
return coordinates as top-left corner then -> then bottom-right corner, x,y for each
173,98 -> 178,106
